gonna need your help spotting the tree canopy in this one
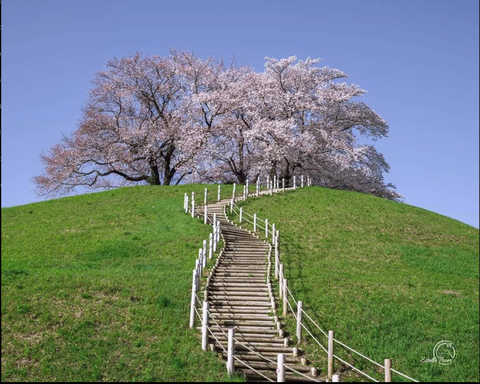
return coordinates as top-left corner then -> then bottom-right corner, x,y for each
35,51 -> 399,200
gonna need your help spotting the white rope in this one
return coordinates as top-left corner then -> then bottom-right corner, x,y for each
286,298 -> 298,321
332,353 -> 379,383
233,356 -> 275,382
333,338 -> 384,369
391,369 -> 420,383
193,306 -> 202,322
301,305 -> 418,381
283,363 -> 321,383
242,210 -> 255,219
301,309 -> 329,338
285,285 -> 298,306
205,324 -> 227,353
300,321 -> 328,354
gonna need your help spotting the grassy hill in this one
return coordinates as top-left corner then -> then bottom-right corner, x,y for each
2,185 -> 479,382
1,185 -> 241,382
230,187 -> 479,382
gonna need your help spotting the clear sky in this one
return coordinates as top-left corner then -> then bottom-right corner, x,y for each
2,0 -> 479,228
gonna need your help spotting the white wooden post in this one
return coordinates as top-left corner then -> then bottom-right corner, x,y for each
283,279 -> 288,316
301,175 -> 304,188
328,330 -> 334,381
246,179 -> 249,198
279,264 -> 284,299
294,176 -> 297,190
202,240 -> 207,268
202,301 -> 209,351
204,188 -> 208,205
197,251 -> 202,276
272,223 -> 276,241
230,198 -> 234,213
233,183 -> 236,199
243,184 -> 246,200
204,205 -> 208,224
184,193 -> 188,212
216,220 -> 221,241
195,256 -> 202,289
265,218 -> 269,238
227,328 -> 235,375
274,176 -> 277,191
277,353 -> 285,382
191,192 -> 195,218
256,180 -> 260,197
385,359 -> 392,383
209,233 -> 213,259
253,213 -> 257,232
189,269 -> 197,328
282,178 -> 285,192
239,207 -> 243,223
296,301 -> 303,343
213,228 -> 217,252
275,233 -> 279,280
267,175 -> 270,190
218,185 -> 221,202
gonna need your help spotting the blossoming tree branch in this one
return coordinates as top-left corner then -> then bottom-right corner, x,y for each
35,51 -> 400,200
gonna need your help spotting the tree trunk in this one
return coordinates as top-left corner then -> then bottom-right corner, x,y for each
149,163 -> 161,185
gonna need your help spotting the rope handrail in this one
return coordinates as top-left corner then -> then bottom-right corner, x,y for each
233,355 -> 275,382
333,338 -> 385,369
205,324 -> 227,353
190,181 -> 419,383
286,298 -> 298,321
202,299 -> 321,384
333,353 -> 380,383
301,310 -> 329,338
283,363 -> 321,383
300,321 -> 328,354
391,369 -> 420,383
285,285 -> 298,306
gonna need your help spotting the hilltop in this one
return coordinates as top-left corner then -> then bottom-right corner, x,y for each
2,185 -> 479,382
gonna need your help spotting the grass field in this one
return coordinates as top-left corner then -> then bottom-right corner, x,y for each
230,187 -> 479,382
1,185 -> 242,382
2,185 -> 478,382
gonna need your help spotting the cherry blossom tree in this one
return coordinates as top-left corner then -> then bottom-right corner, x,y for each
35,53 -> 200,195
35,51 -> 399,200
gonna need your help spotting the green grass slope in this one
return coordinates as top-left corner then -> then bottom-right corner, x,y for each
231,187 -> 479,382
1,185 -> 241,382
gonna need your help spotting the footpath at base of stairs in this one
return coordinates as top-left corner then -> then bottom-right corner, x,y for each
197,199 -> 323,382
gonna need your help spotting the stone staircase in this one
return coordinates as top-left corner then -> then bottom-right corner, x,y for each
197,200 -> 322,382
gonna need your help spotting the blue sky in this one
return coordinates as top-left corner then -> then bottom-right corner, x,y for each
2,0 -> 479,228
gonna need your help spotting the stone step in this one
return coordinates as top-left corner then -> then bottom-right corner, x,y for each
209,287 -> 269,293
233,360 -> 313,374
208,295 -> 270,302
210,279 -> 268,284
213,272 -> 266,277
227,351 -> 300,364
215,265 -> 267,270
210,301 -> 272,308
210,278 -> 268,289
210,334 -> 283,345
207,308 -> 273,315
211,343 -> 295,354
200,326 -> 279,336
243,370 -> 322,383
209,319 -> 275,327
207,314 -> 273,322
